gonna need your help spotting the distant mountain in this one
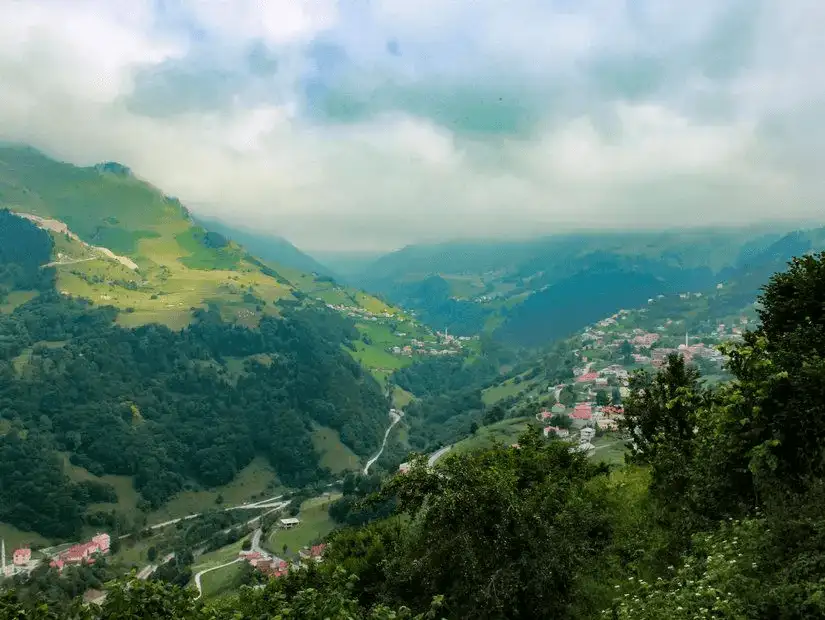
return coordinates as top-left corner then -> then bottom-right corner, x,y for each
349,227 -> 822,345
193,215 -> 335,278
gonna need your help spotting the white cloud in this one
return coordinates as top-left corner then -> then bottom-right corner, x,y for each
0,0 -> 823,251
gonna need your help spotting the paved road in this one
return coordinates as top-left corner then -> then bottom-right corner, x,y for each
193,558 -> 242,600
364,410 -> 402,474
118,495 -> 289,539
136,552 -> 175,581
428,445 -> 452,467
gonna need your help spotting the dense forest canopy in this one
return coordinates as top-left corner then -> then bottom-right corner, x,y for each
0,211 -> 388,538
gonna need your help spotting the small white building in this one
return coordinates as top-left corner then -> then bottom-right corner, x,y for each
580,427 -> 596,444
280,518 -> 300,529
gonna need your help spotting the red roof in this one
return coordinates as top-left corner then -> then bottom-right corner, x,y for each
576,372 -> 599,383
602,405 -> 624,416
310,544 -> 326,557
540,411 -> 553,420
572,403 -> 592,420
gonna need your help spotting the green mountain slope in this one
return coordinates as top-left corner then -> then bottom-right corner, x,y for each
0,145 -> 430,380
0,208 -> 392,540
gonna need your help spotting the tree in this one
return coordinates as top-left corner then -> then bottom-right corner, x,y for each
469,421 -> 479,435
482,404 -> 505,426
147,546 -> 157,562
619,339 -> 633,364
595,390 -> 610,406
558,385 -> 576,407
378,428 -> 613,619
241,539 -> 252,551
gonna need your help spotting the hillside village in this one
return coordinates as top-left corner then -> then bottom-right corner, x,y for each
325,302 -> 475,358
512,292 -> 755,454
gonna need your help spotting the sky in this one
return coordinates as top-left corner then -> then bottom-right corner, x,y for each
1,1 -> 824,252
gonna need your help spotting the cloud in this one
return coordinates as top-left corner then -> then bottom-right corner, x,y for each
0,0 -> 823,251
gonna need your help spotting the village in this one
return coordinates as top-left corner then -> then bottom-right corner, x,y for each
388,329 -> 474,358
531,296 -> 753,455
325,301 -> 474,358
1,533 -> 112,578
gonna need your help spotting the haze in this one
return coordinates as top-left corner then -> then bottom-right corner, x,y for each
1,0 -> 823,251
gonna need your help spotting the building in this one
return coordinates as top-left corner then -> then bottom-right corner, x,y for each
543,426 -> 570,439
632,333 -> 660,347
602,405 -> 624,417
398,462 -> 411,474
13,548 -> 31,566
299,544 -> 326,563
241,551 -> 263,567
597,418 -> 619,431
280,518 -> 300,529
580,427 -> 596,443
572,403 -> 592,420
53,532 -> 111,570
575,372 -> 599,384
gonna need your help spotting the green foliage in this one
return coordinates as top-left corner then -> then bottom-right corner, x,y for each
0,227 -> 388,538
0,210 -> 55,293
378,428 -> 613,618
392,356 -> 497,398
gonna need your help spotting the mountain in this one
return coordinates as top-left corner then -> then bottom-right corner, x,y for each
349,227 -> 820,345
192,215 -> 335,278
0,145 -> 440,541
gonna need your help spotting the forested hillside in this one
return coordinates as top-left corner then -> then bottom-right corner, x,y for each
0,211 -> 388,539
5,250 -> 823,618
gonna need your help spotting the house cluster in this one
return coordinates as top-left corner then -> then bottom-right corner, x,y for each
325,303 -> 396,322
1,543 -> 35,577
49,533 -> 110,572
240,543 -> 326,579
539,400 -> 625,435
240,551 -> 291,578
390,330 -> 471,358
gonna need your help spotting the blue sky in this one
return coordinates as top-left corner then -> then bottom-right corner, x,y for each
1,0 -> 823,250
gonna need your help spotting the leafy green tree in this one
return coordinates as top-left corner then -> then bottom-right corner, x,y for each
378,428 -> 613,619
482,404 -> 505,426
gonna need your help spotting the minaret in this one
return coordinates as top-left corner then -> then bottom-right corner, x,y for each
685,330 -> 689,348
1,538 -> 6,575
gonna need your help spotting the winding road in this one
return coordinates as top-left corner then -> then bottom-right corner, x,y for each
364,410 -> 402,475
427,445 -> 452,467
193,558 -> 242,600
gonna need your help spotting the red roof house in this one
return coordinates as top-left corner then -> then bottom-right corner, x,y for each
13,548 -> 31,566
602,405 -> 624,417
575,372 -> 599,384
572,403 -> 593,420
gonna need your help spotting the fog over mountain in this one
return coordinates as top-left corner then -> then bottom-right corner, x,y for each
1,1 -> 824,251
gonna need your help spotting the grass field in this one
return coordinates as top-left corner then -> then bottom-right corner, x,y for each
192,538 -> 248,571
0,290 -> 38,314
148,457 -> 281,523
264,494 -> 340,558
453,417 -> 536,454
312,426 -> 361,473
0,522 -> 51,550
591,435 -> 628,466
61,453 -> 280,528
481,377 -> 537,405
61,453 -> 142,516
392,386 -> 415,409
199,561 -> 246,600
